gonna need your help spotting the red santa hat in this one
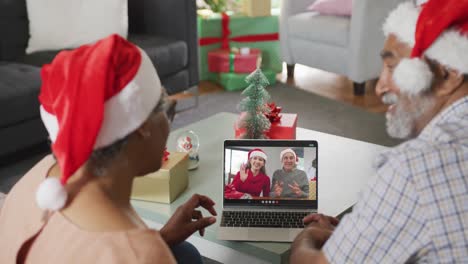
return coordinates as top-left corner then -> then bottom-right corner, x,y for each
383,0 -> 468,95
280,148 -> 298,162
36,34 -> 162,211
248,148 -> 267,161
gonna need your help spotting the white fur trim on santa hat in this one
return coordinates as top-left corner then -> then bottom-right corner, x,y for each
280,148 -> 297,162
383,2 -> 420,46
36,178 -> 68,211
393,58 -> 433,95
41,48 -> 162,149
249,150 -> 267,161
425,30 -> 468,74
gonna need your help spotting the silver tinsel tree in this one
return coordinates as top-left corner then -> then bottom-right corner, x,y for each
238,68 -> 271,139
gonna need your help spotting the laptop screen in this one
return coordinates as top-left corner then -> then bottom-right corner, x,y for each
223,140 -> 318,209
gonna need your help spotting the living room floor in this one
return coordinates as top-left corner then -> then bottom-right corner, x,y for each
170,64 -> 387,114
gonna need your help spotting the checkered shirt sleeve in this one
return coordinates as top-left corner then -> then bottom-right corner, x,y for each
323,156 -> 430,263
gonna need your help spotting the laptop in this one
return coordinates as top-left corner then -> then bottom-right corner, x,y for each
217,140 -> 318,242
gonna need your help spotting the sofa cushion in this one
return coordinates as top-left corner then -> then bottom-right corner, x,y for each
19,50 -> 62,67
0,63 -> 41,127
0,0 -> 29,61
288,12 -> 350,48
129,35 -> 188,78
25,0 -> 128,54
20,35 -> 189,79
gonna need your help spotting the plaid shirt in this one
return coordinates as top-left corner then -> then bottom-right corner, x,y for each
323,96 -> 468,263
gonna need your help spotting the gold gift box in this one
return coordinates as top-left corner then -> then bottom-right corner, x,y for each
243,0 -> 271,17
131,152 -> 189,204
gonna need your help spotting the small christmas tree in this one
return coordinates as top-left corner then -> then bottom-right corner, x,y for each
238,68 -> 271,139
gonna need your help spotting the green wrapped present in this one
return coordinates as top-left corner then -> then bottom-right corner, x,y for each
218,70 -> 277,92
198,12 -> 281,82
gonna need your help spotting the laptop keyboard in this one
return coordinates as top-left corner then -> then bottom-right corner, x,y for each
220,211 -> 309,228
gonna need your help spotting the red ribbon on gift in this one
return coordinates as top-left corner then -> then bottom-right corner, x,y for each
265,103 -> 282,123
199,12 -> 279,49
163,147 -> 170,162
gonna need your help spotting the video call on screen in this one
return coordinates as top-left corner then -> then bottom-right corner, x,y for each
224,146 -> 317,202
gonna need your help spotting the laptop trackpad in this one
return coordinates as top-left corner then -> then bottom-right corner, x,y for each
248,228 -> 298,242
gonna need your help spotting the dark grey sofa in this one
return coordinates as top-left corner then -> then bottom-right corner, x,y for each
0,0 -> 199,157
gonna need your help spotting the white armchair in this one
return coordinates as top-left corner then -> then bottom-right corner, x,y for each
280,0 -> 405,95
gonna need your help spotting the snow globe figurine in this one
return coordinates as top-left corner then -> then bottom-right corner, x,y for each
176,130 -> 200,170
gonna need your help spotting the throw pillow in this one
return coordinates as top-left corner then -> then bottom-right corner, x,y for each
26,0 -> 128,54
307,0 -> 353,17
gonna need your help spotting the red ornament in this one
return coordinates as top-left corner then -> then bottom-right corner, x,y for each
163,147 -> 170,162
265,102 -> 282,123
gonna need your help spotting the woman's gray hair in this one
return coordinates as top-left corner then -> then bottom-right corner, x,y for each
88,89 -> 168,176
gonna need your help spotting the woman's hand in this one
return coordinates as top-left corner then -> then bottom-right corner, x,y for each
160,194 -> 217,246
240,163 -> 248,182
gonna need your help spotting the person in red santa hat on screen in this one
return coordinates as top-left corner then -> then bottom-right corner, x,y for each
270,148 -> 309,199
290,0 -> 468,263
230,148 -> 271,198
0,34 -> 215,264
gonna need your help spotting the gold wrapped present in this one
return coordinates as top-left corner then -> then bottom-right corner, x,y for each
131,152 -> 189,204
243,0 -> 271,17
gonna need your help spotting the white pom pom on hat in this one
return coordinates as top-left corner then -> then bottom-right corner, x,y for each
393,58 -> 433,95
36,178 -> 68,211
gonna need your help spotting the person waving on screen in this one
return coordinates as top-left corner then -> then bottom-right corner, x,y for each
270,149 -> 309,198
231,148 -> 271,197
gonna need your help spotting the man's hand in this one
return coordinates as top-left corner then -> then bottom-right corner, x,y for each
160,194 -> 217,246
288,181 -> 303,197
303,213 -> 339,229
290,226 -> 331,264
239,163 -> 248,182
290,214 -> 338,263
274,181 -> 283,197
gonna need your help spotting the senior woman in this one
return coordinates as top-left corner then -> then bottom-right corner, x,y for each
270,148 -> 309,198
0,35 -> 215,264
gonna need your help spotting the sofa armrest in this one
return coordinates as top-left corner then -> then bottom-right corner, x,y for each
280,0 -> 316,64
348,0 -> 405,82
128,0 -> 199,87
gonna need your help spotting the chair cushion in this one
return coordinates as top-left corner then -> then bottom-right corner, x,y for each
129,35 -> 188,78
288,12 -> 350,48
0,63 -> 41,127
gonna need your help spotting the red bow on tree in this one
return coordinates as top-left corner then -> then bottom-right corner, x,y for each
163,147 -> 170,162
265,103 -> 282,123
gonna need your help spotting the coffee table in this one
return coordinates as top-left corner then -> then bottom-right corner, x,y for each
132,112 -> 387,264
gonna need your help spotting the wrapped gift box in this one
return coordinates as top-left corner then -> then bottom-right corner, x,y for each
234,112 -> 298,139
243,0 -> 271,17
131,152 -> 189,204
208,48 -> 261,73
198,12 -> 281,82
218,69 -> 276,91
